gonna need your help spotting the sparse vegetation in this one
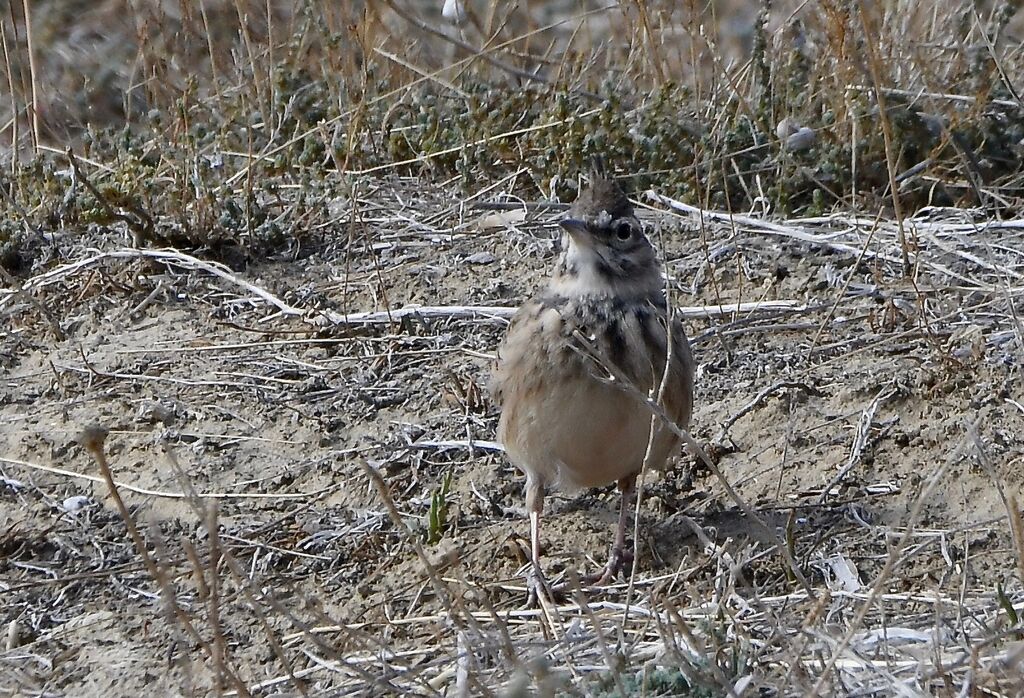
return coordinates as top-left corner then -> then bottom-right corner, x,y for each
2,1 -> 1024,271
2,1 -> 1024,696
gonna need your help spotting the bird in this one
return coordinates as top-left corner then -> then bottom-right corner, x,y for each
490,166 -> 695,599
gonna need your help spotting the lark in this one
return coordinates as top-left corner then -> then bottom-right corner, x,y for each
491,168 -> 695,598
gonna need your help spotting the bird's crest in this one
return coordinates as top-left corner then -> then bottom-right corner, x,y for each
572,159 -> 632,219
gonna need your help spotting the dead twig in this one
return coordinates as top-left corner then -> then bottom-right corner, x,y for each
717,380 -> 825,445
66,148 -> 157,246
818,385 -> 898,503
0,454 -> 323,499
77,425 -> 252,697
809,429 -> 966,695
0,247 -> 809,324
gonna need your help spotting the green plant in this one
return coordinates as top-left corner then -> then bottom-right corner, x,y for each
425,469 -> 453,545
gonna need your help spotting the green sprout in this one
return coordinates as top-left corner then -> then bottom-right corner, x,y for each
425,470 -> 453,544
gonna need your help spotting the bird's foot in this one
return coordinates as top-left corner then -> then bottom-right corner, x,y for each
524,565 -> 567,608
584,544 -> 634,587
525,565 -> 549,608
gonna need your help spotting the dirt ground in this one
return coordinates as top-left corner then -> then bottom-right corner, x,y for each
2,178 -> 1024,695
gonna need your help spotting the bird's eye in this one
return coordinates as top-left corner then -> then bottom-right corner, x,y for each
615,221 -> 632,241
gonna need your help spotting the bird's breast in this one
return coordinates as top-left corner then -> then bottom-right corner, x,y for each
493,295 -> 694,490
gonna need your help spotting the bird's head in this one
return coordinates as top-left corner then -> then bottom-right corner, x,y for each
552,172 -> 661,298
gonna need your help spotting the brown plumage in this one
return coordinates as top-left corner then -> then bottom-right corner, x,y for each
491,171 -> 695,596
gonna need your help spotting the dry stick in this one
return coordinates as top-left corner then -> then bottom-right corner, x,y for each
693,19 -> 764,139
0,247 -> 807,322
0,455 -> 320,499
791,212 -> 1024,236
808,433 -> 965,696
0,264 -> 65,341
121,277 -> 166,319
646,190 -> 906,267
716,380 -> 824,445
622,224 -> 691,658
443,566 -> 521,683
222,558 -> 413,695
182,539 -> 210,602
18,0 -> 37,152
230,0 -> 267,138
143,522 -> 199,694
817,385 -> 897,505
632,0 -> 666,84
858,85 -> 1021,110
567,570 -> 628,698
354,179 -> 398,326
925,229 -> 1024,281
660,590 -> 735,693
244,106 -> 255,240
373,47 -> 469,99
968,420 -> 1011,514
178,543 -> 214,690
71,344 -> 291,391
781,589 -> 833,689
359,460 -> 508,695
281,599 -> 669,635
66,148 -> 156,245
162,444 -> 312,697
222,6 -> 608,187
570,329 -> 815,597
0,563 -> 151,594
971,4 -> 1024,109
1010,495 -> 1024,591
204,503 -> 229,696
263,0 -> 276,134
290,594 -> 485,693
343,106 -> 601,177
917,624 -> 1024,688
649,592 -> 700,678
331,300 -> 804,324
76,426 -> 252,698
9,248 -> 296,315
0,18 -> 19,168
807,209 -> 885,355
858,1 -> 911,276
197,0 -> 223,103
969,423 -> 1024,589
169,447 -> 437,695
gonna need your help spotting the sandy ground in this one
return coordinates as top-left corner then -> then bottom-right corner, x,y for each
2,178 -> 1024,695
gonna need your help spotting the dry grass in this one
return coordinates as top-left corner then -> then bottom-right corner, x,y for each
2,0 -> 1024,266
2,1 -> 1024,696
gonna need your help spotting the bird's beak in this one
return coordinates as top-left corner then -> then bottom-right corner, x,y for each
559,217 -> 590,240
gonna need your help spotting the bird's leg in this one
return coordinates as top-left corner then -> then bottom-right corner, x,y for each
524,476 -> 551,606
587,474 -> 637,586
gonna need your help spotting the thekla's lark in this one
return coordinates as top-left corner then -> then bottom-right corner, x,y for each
491,169 -> 695,597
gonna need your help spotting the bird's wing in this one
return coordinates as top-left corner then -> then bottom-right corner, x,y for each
489,298 -> 545,409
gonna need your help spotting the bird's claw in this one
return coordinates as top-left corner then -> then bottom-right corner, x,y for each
584,544 -> 634,587
525,565 -> 571,607
525,565 -> 551,608
523,539 -> 635,606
